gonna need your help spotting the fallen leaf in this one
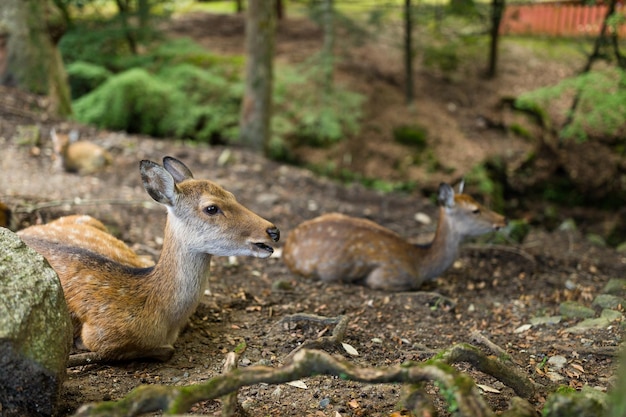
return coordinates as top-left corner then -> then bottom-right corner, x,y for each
342,342 -> 359,356
571,363 -> 585,373
286,380 -> 308,389
514,324 -> 532,333
477,384 -> 501,393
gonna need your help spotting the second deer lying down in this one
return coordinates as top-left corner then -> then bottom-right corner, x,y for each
283,183 -> 507,291
18,156 -> 279,365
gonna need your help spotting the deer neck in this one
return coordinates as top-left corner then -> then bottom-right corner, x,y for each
415,207 -> 462,281
146,216 -> 213,327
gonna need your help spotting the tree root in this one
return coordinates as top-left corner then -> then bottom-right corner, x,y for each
72,340 -> 537,417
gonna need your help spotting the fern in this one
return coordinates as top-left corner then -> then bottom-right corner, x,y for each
516,68 -> 626,142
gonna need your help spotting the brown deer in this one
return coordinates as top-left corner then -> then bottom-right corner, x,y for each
283,183 -> 506,291
18,156 -> 280,366
51,128 -> 112,174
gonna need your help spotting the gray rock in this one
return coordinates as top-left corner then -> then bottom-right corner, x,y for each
600,308 -> 623,322
592,294 -> 625,310
602,279 -> 626,297
564,317 -> 611,334
530,316 -> 562,325
0,228 -> 73,417
559,301 -> 596,319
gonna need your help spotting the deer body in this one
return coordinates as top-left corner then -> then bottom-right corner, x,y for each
51,128 -> 112,174
18,157 -> 279,364
283,183 -> 506,291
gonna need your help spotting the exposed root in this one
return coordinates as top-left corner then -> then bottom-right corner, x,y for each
278,313 -> 349,361
72,340 -> 540,417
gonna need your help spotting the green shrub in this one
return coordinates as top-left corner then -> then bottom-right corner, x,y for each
59,21 -> 139,70
157,64 -> 242,142
66,61 -> 113,99
73,68 -> 190,137
516,68 -> 626,142
273,66 -> 364,147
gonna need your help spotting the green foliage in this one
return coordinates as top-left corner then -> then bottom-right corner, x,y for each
273,66 -> 364,147
59,20 -> 142,70
465,162 -> 505,212
157,63 -> 242,141
393,124 -> 428,149
122,38 -> 243,74
73,68 -> 188,137
516,68 -> 626,142
66,61 -> 112,99
423,43 -> 459,73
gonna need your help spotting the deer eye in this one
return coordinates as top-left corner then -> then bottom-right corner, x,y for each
472,208 -> 480,214
204,205 -> 221,216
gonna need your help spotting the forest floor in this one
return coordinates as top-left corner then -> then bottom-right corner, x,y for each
0,11 -> 624,417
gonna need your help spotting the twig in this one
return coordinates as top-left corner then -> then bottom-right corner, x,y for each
221,343 -> 248,417
464,243 -> 537,266
394,291 -> 457,310
470,330 -> 509,359
278,313 -> 349,361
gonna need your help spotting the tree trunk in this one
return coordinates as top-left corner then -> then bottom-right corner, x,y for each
486,0 -> 505,78
239,0 -> 276,153
404,0 -> 414,105
0,0 -> 72,117
321,0 -> 334,97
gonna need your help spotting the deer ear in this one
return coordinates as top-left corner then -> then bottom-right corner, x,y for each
437,183 -> 455,208
163,156 -> 194,183
458,178 -> 465,194
140,160 -> 178,206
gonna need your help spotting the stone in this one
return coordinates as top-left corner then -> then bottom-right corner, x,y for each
559,301 -> 596,319
602,279 -> 626,297
564,317 -> 611,334
592,294 -> 625,310
600,309 -> 623,322
548,355 -> 567,371
0,228 -> 73,417
530,316 -> 562,326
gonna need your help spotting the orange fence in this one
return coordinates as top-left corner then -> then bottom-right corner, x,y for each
500,3 -> 626,37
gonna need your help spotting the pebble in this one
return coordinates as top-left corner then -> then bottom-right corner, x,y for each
547,355 -> 567,371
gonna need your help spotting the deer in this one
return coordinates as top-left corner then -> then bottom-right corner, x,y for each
17,156 -> 280,366
50,128 -> 112,174
282,182 -> 507,291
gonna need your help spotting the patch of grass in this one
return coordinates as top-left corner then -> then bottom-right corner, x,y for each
393,124 -> 428,148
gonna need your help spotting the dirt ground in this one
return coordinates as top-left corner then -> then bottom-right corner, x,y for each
1,11 -> 624,417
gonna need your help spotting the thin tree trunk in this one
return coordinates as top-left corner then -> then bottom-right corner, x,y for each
404,0 -> 414,105
321,0 -> 334,98
239,0 -> 276,153
114,0 -> 137,55
486,0 -> 505,78
0,0 -> 72,117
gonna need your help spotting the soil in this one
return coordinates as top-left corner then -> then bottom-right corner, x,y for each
0,11 -> 624,417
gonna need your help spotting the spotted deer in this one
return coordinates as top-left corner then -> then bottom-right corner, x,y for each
18,156 -> 279,366
51,128 -> 112,174
283,183 -> 506,291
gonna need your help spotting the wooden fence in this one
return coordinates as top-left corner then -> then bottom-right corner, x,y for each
500,3 -> 626,37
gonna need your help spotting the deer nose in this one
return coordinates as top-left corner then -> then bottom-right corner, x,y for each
267,227 -> 280,242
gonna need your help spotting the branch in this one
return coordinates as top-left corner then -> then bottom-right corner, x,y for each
278,313 -> 349,360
